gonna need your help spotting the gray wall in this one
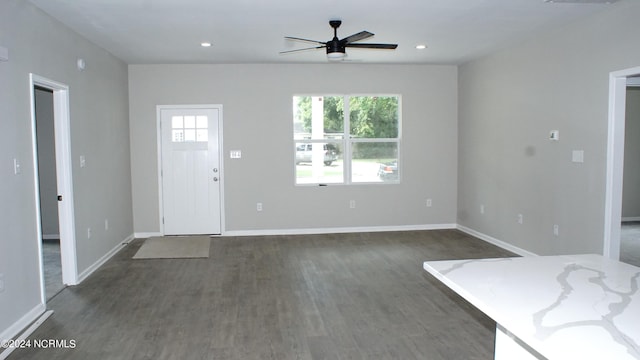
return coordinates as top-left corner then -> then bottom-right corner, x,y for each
623,87 -> 640,219
35,88 -> 59,238
128,64 -> 458,234
0,0 -> 133,338
457,0 -> 640,255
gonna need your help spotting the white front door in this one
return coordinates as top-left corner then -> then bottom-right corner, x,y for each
160,107 -> 222,235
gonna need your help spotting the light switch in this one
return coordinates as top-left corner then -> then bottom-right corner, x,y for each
230,150 -> 242,159
13,158 -> 21,175
572,150 -> 584,163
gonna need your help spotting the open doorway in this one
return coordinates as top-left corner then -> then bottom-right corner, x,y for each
34,87 -> 64,299
29,74 -> 79,306
620,78 -> 640,267
604,66 -> 640,262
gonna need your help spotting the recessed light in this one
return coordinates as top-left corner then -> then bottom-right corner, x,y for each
200,42 -> 212,47
415,44 -> 427,50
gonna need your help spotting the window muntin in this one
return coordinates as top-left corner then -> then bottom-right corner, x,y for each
293,95 -> 400,185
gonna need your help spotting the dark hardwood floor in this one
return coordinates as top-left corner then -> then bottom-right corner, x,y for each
8,230 -> 515,360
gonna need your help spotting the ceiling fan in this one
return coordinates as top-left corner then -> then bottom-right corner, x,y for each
281,20 -> 398,61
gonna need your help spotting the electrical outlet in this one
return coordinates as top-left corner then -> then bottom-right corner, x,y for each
426,199 -> 432,207
0,273 -> 5,293
80,155 -> 86,168
87,227 -> 92,239
256,202 -> 263,212
553,224 -> 559,236
480,205 -> 485,214
349,200 -> 356,209
517,214 -> 524,224
105,219 -> 109,231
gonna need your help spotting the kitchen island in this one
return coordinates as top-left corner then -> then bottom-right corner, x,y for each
424,254 -> 640,359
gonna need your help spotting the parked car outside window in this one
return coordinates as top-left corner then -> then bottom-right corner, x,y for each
296,143 -> 338,166
377,161 -> 398,181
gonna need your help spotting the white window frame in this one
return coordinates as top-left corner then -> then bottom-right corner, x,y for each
293,94 -> 402,185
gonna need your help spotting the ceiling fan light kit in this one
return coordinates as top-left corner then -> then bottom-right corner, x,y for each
327,51 -> 346,60
282,20 -> 397,61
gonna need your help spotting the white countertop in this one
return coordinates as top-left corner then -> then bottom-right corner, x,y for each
423,254 -> 640,360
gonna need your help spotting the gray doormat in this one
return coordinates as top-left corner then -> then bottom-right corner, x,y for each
133,236 -> 210,259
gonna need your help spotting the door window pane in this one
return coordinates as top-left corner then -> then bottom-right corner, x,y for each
196,129 -> 208,142
172,129 -> 184,142
184,116 -> 196,129
184,129 -> 196,142
196,116 -> 208,129
172,116 -> 184,129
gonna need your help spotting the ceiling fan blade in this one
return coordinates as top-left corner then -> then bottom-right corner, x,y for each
345,43 -> 398,50
279,45 -> 326,54
284,36 -> 325,45
340,31 -> 374,44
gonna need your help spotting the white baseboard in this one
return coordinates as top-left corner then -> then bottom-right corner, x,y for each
456,225 -> 538,257
622,217 -> 640,222
0,310 -> 53,360
0,303 -> 45,344
133,232 -> 162,239
224,223 -> 457,237
76,233 -> 134,283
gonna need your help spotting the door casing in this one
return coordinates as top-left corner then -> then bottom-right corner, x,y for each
604,66 -> 640,259
29,74 -> 79,301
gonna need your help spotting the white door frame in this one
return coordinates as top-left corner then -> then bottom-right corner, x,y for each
156,104 -> 225,235
604,66 -> 640,259
29,74 -> 79,302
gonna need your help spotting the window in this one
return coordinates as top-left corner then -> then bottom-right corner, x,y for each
171,115 -> 208,142
293,95 -> 400,185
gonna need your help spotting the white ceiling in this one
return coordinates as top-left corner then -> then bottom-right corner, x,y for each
28,0 -> 620,65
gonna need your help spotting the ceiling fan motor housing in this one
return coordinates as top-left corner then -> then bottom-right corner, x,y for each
326,39 -> 345,55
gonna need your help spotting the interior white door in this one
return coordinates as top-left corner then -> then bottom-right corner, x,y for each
160,107 -> 221,235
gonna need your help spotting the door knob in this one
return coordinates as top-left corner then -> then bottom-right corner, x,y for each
213,177 -> 218,182
213,168 -> 218,173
